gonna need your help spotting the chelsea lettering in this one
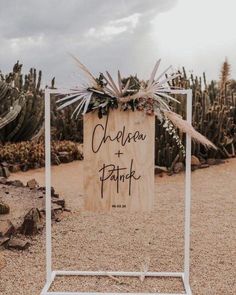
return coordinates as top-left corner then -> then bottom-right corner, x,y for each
92,114 -> 146,153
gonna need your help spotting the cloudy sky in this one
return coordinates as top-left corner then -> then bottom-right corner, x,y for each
0,0 -> 236,87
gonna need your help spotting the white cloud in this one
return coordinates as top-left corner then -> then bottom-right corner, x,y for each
9,35 -> 45,52
86,13 -> 140,42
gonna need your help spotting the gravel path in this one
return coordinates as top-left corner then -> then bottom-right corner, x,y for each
1,159 -> 236,294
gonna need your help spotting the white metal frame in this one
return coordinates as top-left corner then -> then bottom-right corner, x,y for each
41,88 -> 192,295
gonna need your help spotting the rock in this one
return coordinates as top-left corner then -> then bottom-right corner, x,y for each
64,208 -> 71,212
55,217 -> 61,222
207,158 -> 225,165
191,165 -> 198,171
52,153 -> 61,165
155,166 -> 168,174
2,167 -> 10,178
0,168 -> 4,177
199,163 -> 210,169
26,179 -> 39,189
7,238 -> 30,250
33,163 -> 41,169
0,177 -> 7,184
8,180 -> 24,187
0,220 -> 15,237
8,164 -> 21,173
52,198 -> 65,208
199,157 -> 206,164
191,155 -> 200,167
206,158 -> 217,165
21,164 -> 29,172
0,236 -> 10,246
1,162 -> 8,167
173,162 -> 184,174
0,201 -> 10,214
51,186 -> 55,196
21,208 -> 42,236
58,151 -> 73,163
52,204 -> 63,212
0,252 -> 6,270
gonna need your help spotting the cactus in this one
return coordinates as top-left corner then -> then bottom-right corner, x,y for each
0,140 -> 83,171
155,64 -> 236,170
0,61 -> 236,173
0,62 -> 84,144
0,201 -> 10,214
0,62 -> 45,143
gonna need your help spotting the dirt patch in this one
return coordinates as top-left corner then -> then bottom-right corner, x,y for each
0,159 -> 235,294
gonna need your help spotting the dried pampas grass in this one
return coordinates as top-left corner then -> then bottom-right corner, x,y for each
164,110 -> 217,149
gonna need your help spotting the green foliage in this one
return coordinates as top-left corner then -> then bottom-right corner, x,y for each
155,66 -> 236,169
0,62 -> 84,143
0,62 -> 44,143
1,61 -> 236,172
0,140 -> 82,170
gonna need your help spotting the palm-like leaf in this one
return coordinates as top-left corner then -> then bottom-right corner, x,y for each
56,86 -> 93,118
55,56 -> 215,149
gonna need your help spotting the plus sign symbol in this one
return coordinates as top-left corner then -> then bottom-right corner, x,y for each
114,150 -> 123,158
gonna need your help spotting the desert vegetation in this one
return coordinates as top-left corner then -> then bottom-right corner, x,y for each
0,60 -> 235,174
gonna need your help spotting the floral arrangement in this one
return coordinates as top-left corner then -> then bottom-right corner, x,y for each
56,56 -> 216,152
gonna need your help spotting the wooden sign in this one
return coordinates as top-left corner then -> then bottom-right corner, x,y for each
83,109 -> 155,212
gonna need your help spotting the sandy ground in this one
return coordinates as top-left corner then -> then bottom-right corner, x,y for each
0,159 -> 235,294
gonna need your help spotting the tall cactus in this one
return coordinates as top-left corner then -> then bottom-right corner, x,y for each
0,62 -> 84,144
0,62 -> 44,143
155,64 -> 236,169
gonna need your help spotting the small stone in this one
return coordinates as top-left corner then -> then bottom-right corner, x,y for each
191,165 -> 198,171
2,167 -> 10,178
7,238 -> 30,250
21,164 -> 29,172
52,204 -> 63,212
0,168 -> 4,177
64,208 -> 71,212
21,208 -> 42,236
155,166 -> 168,174
26,179 -> 39,189
8,164 -> 21,173
199,163 -> 210,169
0,236 -> 10,247
173,162 -> 184,174
9,180 -> 24,187
0,220 -> 15,237
33,163 -> 41,169
52,198 -> 65,208
58,151 -> 73,163
51,187 -> 55,195
207,158 -> 225,165
199,157 -> 206,164
52,154 -> 61,165
1,162 -> 8,167
37,186 -> 45,192
206,158 -> 217,165
191,155 -> 200,167
0,177 -> 7,184
0,202 -> 10,214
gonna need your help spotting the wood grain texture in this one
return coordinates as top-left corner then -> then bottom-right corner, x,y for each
83,109 -> 155,212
